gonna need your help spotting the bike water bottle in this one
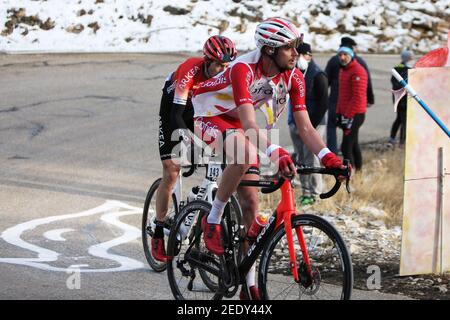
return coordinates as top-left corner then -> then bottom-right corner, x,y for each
247,212 -> 270,241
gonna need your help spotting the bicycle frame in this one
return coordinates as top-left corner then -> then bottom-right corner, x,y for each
150,163 -> 222,237
238,178 -> 310,283
170,163 -> 350,300
173,162 -> 222,206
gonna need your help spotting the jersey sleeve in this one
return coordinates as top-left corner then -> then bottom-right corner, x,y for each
173,58 -> 203,106
230,62 -> 254,107
289,69 -> 307,113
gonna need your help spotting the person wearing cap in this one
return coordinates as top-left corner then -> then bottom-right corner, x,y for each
336,46 -> 368,171
389,50 -> 413,146
325,36 -> 374,154
287,42 -> 329,205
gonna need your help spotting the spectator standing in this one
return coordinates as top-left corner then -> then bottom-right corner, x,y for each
336,46 -> 368,171
325,36 -> 374,153
389,50 -> 413,146
288,43 -> 329,205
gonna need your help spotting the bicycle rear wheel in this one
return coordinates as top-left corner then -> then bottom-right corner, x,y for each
166,200 -> 222,300
166,199 -> 242,300
259,214 -> 353,300
197,194 -> 242,292
142,178 -> 177,272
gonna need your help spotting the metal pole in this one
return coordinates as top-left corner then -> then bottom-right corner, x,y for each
391,69 -> 450,138
438,147 -> 444,274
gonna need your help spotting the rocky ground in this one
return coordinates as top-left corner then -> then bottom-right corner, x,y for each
303,206 -> 449,300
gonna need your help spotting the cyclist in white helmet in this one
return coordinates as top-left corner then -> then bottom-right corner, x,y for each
192,17 -> 350,300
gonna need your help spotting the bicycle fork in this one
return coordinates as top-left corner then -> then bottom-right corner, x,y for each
280,182 -> 313,284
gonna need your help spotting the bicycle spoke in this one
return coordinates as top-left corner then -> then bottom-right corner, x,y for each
261,215 -> 352,300
167,199 -> 242,300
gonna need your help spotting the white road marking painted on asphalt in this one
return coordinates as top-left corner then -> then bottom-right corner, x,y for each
0,200 -> 146,272
43,228 -> 75,242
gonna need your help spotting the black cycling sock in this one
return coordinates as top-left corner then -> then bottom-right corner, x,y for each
153,220 -> 165,239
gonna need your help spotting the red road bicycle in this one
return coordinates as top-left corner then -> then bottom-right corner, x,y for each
166,162 -> 353,300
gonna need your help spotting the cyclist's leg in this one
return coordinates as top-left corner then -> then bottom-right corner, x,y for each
212,129 -> 258,219
155,117 -> 192,224
194,115 -> 256,254
236,169 -> 260,299
153,81 -> 182,261
157,83 -> 182,226
155,160 -> 180,223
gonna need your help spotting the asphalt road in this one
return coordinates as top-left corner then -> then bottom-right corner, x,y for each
0,52 -> 411,300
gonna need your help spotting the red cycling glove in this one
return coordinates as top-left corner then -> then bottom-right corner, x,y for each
321,152 -> 344,169
270,147 -> 295,175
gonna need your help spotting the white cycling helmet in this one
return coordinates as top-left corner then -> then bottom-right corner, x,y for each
255,17 -> 303,49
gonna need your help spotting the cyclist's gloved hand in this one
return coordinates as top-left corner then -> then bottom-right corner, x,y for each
321,152 -> 343,169
268,145 -> 296,177
321,152 -> 352,181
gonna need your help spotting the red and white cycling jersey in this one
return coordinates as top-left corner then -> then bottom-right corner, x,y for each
191,50 -> 307,128
166,57 -> 207,106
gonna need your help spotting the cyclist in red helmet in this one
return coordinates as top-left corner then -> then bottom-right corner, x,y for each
153,35 -> 237,262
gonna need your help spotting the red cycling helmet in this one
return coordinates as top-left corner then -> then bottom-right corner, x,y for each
203,35 -> 237,63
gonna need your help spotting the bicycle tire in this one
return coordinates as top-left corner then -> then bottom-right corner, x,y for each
197,193 -> 242,292
167,199 -> 242,300
142,178 -> 178,272
259,214 -> 353,300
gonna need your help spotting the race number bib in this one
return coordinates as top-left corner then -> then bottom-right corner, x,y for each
207,163 -> 222,179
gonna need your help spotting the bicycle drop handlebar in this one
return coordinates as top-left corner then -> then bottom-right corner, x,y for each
181,156 -> 352,199
242,159 -> 352,198
299,159 -> 352,199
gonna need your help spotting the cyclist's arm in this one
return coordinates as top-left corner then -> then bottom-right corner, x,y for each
170,60 -> 200,138
237,103 -> 271,149
231,64 -> 295,175
231,63 -> 271,151
292,111 -> 326,155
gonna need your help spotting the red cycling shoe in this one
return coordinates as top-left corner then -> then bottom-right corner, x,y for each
239,286 -> 261,300
151,237 -> 167,262
201,216 -> 224,256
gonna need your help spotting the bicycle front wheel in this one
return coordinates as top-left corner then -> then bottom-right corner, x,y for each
259,214 -> 353,300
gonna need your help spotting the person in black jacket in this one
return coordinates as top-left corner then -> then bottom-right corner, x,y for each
325,36 -> 374,153
288,43 -> 329,206
389,50 -> 413,146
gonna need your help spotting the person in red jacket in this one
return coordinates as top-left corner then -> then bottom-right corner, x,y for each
336,46 -> 368,171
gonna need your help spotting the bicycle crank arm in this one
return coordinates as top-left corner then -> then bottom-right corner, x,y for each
184,249 -> 221,277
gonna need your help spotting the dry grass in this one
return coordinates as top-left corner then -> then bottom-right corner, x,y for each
260,146 -> 406,228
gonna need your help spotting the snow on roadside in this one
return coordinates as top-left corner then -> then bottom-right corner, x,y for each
0,0 -> 449,53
